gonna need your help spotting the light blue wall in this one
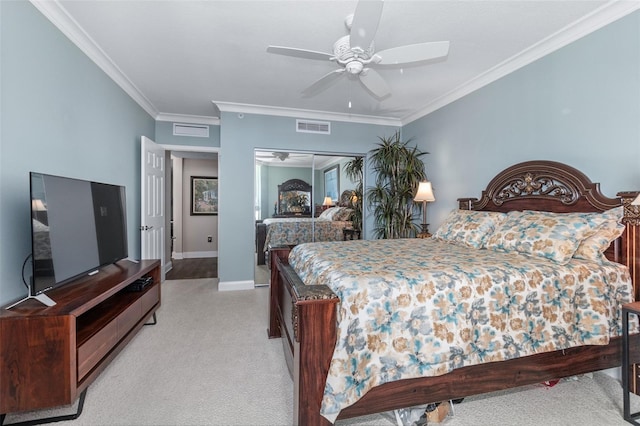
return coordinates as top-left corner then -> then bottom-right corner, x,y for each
403,11 -> 640,231
4,2 -> 638,300
0,2 -> 155,304
218,112 -> 397,287
155,121 -> 220,147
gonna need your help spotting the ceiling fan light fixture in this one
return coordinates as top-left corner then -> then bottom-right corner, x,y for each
267,0 -> 450,100
346,61 -> 364,75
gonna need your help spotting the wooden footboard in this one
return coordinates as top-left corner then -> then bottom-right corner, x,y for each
269,246 -> 339,425
256,222 -> 267,265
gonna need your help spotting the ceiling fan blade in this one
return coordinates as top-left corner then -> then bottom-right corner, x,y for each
267,45 -> 334,61
375,41 -> 450,65
349,0 -> 383,51
302,69 -> 346,97
359,68 -> 390,99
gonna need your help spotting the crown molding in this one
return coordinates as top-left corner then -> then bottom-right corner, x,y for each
401,0 -> 640,125
29,0 -> 159,119
213,101 -> 402,127
156,113 -> 220,126
31,0 -> 637,129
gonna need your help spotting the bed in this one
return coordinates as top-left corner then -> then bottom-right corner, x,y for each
267,160 -> 640,425
256,190 -> 355,265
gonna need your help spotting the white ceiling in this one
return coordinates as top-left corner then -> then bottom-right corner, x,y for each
36,1 -> 639,126
255,150 -> 349,167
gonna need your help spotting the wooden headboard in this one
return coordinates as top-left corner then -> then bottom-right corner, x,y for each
277,178 -> 312,215
458,160 -> 640,300
338,190 -> 354,207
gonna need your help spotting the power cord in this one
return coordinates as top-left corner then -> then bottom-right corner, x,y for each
21,254 -> 32,289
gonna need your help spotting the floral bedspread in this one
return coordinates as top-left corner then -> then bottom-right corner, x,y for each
288,238 -> 634,423
262,217 -> 351,251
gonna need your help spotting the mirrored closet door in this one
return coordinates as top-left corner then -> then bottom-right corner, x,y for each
254,150 -> 364,285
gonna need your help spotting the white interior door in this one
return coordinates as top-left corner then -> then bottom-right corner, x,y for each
141,136 -> 166,281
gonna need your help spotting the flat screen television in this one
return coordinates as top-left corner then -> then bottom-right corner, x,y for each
28,172 -> 128,305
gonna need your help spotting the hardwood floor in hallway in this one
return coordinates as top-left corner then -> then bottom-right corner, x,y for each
166,258 -> 217,280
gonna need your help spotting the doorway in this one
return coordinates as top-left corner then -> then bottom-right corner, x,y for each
165,147 -> 219,280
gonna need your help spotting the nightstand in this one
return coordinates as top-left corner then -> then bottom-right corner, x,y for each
343,228 -> 361,241
623,302 -> 640,425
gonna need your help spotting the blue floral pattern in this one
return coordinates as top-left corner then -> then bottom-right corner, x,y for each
485,210 -> 601,264
262,218 -> 351,250
288,238 -> 633,423
433,209 -> 507,248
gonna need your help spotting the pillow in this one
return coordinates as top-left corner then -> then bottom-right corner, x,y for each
333,207 -> 354,221
572,206 -> 625,262
433,209 -> 507,249
485,210 -> 598,264
318,207 -> 339,220
520,207 -> 624,262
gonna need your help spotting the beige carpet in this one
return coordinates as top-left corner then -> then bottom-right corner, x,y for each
255,253 -> 270,286
5,278 -> 640,425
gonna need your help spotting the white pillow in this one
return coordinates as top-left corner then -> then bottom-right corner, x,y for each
318,207 -> 339,220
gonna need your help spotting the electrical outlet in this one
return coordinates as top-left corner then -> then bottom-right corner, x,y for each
207,236 -> 212,243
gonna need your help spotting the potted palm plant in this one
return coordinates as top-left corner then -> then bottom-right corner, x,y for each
343,156 -> 364,231
366,131 -> 427,239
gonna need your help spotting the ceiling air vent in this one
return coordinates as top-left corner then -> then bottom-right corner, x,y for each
296,119 -> 330,135
173,123 -> 210,138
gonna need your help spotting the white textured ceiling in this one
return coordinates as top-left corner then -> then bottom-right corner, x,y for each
38,0 -> 639,125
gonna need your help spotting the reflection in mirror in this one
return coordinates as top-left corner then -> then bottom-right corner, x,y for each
277,179 -> 312,216
254,150 -> 364,286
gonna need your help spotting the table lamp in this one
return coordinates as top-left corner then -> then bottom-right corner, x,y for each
323,196 -> 333,210
414,181 -> 435,237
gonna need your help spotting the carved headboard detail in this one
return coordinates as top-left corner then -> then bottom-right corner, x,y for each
277,179 -> 312,215
279,178 -> 312,193
620,191 -> 640,301
458,160 -> 619,213
338,190 -> 354,207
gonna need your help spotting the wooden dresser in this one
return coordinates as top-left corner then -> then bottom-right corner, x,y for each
0,259 -> 161,416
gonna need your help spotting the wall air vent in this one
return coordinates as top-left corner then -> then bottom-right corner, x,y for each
173,123 -> 210,138
296,119 -> 330,135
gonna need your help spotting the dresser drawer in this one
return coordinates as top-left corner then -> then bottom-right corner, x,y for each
77,319 -> 118,380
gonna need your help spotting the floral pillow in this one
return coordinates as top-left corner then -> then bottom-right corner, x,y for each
519,207 -> 624,262
333,207 -> 354,221
433,209 -> 507,249
571,206 -> 624,262
318,207 -> 339,220
485,210 -> 598,264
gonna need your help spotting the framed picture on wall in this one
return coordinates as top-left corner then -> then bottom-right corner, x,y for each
191,176 -> 218,215
324,165 -> 340,202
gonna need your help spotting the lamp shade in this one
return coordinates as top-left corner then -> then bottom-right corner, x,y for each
632,194 -> 640,206
323,196 -> 333,206
32,199 -> 46,211
414,181 -> 435,202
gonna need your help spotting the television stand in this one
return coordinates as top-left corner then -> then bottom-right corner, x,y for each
0,259 -> 161,421
4,292 -> 56,310
0,389 -> 87,426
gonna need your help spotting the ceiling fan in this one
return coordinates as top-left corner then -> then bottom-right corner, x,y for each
271,151 -> 289,161
266,0 -> 450,100
255,151 -> 309,163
